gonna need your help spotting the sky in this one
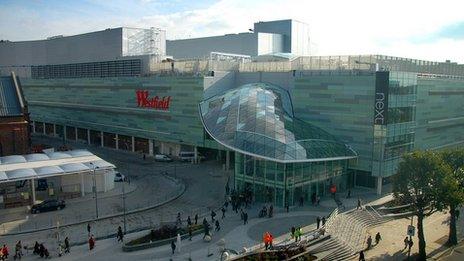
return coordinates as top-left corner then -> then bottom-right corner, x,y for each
1,0 -> 463,63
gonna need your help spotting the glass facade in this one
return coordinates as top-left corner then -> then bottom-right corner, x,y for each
201,83 -> 356,206
235,153 -> 350,206
200,83 -> 356,163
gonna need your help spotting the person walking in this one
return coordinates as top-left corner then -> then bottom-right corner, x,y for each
33,242 -> 40,255
299,196 -> 304,206
58,243 -> 63,257
359,250 -> 365,261
1,245 -> 8,260
316,216 -> 321,229
403,237 -> 409,250
347,189 -> 352,199
366,235 -> 372,250
117,226 -> 124,242
89,235 -> 96,251
14,240 -> 22,259
170,240 -> 176,255
291,226 -> 296,240
316,195 -> 320,206
211,210 -> 216,222
187,216 -> 192,226
322,216 -> 326,226
375,232 -> 382,245
194,214 -> 198,225
188,225 -> 193,241
357,198 -> 362,210
408,238 -> 414,252
215,220 -> 221,231
221,207 -> 226,219
203,222 -> 210,240
295,227 -> 302,241
87,223 -> 91,236
268,205 -> 273,218
64,237 -> 70,254
176,212 -> 182,226
243,211 -> 248,225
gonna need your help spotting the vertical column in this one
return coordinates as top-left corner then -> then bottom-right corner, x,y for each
63,125 -> 67,141
42,122 -> 46,135
53,124 -> 56,137
75,127 -> 78,141
131,137 -> 135,152
100,131 -> 104,147
87,129 -> 91,144
80,173 -> 85,196
376,176 -> 382,195
32,121 -> 36,134
226,150 -> 230,170
194,146 -> 198,164
148,139 -> 154,156
30,179 -> 36,204
160,142 -> 165,155
115,134 -> 119,150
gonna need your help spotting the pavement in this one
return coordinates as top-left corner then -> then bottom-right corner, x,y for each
0,136 -> 229,257
0,185 -> 389,260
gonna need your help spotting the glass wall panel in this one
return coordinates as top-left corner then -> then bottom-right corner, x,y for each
118,135 -> 132,151
134,137 -> 149,154
103,132 -> 116,148
66,126 -> 76,140
35,121 -> 44,133
55,125 -> 64,139
45,123 -> 54,135
77,128 -> 87,142
89,130 -> 101,146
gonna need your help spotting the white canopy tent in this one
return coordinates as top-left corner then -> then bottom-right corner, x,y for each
0,150 -> 116,204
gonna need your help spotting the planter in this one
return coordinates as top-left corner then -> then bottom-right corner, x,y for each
123,224 -> 204,252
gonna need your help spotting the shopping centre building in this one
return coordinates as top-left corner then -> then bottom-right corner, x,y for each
1,19 -> 463,206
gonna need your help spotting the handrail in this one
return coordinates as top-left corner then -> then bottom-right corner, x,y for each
367,205 -> 382,219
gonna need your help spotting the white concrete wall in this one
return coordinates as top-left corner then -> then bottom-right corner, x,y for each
0,28 -> 124,66
257,33 -> 284,55
167,33 -> 258,59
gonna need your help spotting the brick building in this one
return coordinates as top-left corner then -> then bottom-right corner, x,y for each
0,73 -> 30,156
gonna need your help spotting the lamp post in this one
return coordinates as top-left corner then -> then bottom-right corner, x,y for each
122,178 -> 127,234
89,163 -> 99,219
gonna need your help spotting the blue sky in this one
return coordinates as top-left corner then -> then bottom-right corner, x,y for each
1,0 -> 463,62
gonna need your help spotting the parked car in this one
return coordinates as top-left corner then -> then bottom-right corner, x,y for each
31,199 -> 65,214
155,154 -> 173,162
114,172 -> 127,182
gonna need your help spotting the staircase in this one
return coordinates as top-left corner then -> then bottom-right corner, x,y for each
318,205 -> 388,260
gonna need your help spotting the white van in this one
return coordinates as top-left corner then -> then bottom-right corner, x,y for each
155,154 -> 173,162
179,151 -> 195,161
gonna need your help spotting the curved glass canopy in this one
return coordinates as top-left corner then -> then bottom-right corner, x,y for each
199,83 -> 357,163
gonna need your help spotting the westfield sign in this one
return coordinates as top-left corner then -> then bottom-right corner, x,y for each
136,90 -> 171,110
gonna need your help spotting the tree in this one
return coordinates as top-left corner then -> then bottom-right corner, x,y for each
393,150 -> 450,260
440,149 -> 464,245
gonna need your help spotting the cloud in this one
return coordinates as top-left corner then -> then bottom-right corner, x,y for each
1,0 -> 463,62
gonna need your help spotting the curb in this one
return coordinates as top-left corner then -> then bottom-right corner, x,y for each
0,175 -> 187,237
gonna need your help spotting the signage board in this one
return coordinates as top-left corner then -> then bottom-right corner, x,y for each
373,72 -> 389,125
407,225 -> 415,236
136,90 -> 171,110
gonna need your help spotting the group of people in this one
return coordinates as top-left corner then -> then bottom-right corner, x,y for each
366,232 -> 382,250
291,227 -> 303,242
310,193 -> 321,206
258,205 -> 273,218
359,232 -> 382,260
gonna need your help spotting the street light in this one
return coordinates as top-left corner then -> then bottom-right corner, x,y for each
122,176 -> 127,234
89,162 -> 99,219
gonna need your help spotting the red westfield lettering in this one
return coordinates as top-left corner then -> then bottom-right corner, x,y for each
136,90 -> 171,110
